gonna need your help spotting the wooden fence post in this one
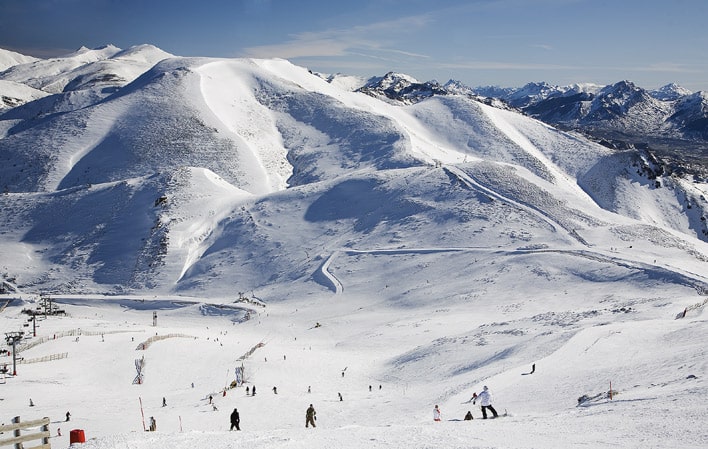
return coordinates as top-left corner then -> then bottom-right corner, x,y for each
0,416 -> 51,449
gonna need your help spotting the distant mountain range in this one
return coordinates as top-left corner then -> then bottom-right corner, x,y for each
350,73 -> 708,169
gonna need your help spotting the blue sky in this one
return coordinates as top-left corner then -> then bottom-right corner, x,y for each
1,0 -> 707,91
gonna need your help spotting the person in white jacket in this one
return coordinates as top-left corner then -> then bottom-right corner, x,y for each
474,386 -> 499,419
433,404 -> 442,421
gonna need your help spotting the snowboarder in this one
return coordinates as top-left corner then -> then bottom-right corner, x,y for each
464,411 -> 473,421
306,404 -> 316,428
433,405 -> 442,421
474,386 -> 499,419
65,411 -> 71,421
230,408 -> 240,431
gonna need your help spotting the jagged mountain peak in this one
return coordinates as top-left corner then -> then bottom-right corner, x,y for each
651,82 -> 693,101
358,71 -> 447,104
365,71 -> 420,88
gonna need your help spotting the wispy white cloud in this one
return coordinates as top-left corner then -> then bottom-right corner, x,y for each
438,60 -> 706,74
241,14 -> 432,60
438,61 -> 577,71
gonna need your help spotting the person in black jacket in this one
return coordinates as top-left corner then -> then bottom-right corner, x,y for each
306,404 -> 316,428
230,408 -> 240,431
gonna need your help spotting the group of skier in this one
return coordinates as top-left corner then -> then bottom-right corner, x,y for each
434,386 -> 500,422
227,385 -> 498,431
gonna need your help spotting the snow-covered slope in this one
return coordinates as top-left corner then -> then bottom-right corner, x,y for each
1,45 -> 707,296
0,44 -> 707,449
0,47 -> 37,71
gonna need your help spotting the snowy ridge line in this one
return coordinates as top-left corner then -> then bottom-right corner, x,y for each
444,165 -> 589,246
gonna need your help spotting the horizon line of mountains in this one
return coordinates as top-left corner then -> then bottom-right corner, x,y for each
354,72 -> 708,156
2,43 -> 708,170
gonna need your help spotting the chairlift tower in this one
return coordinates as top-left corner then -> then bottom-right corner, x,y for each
39,293 -> 53,317
5,331 -> 24,376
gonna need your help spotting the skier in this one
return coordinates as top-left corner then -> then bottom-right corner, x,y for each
246,386 -> 250,395
162,397 -> 167,407
65,411 -> 71,421
338,392 -> 343,401
464,411 -> 473,421
273,386 -> 278,394
474,386 -> 499,419
433,404 -> 442,421
149,417 -> 157,431
252,385 -> 256,396
230,408 -> 240,431
306,404 -> 316,428
209,395 -> 213,404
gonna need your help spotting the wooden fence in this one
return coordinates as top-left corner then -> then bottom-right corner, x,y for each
0,416 -> 50,449
17,353 -> 68,365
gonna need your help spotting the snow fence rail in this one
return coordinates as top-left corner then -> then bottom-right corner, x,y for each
17,352 -> 68,364
135,333 -> 195,350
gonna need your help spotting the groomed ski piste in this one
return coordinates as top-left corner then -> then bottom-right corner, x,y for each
0,48 -> 707,448
1,283 -> 707,449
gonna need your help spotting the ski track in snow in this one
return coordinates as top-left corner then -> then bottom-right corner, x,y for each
316,245 -> 708,296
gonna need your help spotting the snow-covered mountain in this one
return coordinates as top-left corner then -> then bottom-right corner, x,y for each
472,80 -> 708,144
1,44 -> 708,297
1,44 -> 707,449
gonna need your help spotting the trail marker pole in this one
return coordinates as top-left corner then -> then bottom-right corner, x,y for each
139,397 -> 146,431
